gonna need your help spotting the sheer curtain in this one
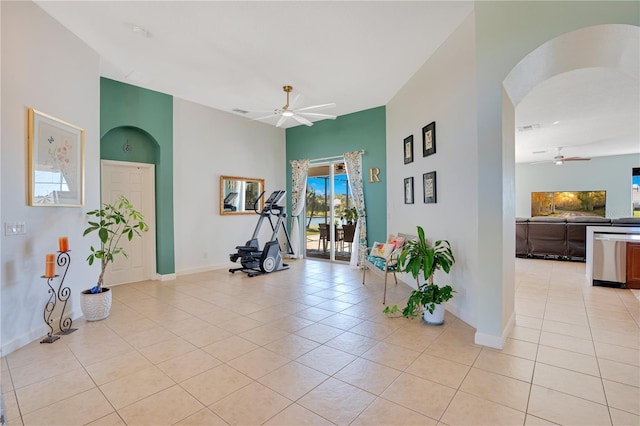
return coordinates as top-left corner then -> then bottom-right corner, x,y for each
290,159 -> 309,258
343,150 -> 367,267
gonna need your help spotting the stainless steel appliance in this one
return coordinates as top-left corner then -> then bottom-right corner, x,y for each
592,233 -> 637,287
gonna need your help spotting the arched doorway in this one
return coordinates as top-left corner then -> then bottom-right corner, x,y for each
100,126 -> 160,285
501,24 -> 639,331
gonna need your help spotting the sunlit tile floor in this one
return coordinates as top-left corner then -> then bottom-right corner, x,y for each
2,258 -> 639,425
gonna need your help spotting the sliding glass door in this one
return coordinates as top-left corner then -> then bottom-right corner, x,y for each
305,161 -> 354,262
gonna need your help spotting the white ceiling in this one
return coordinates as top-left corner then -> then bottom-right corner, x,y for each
516,67 -> 639,164
35,1 -> 639,163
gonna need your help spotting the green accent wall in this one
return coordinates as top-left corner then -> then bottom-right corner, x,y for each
286,106 -> 387,245
101,126 -> 158,165
100,78 -> 175,275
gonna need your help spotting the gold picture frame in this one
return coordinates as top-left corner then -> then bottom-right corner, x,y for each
220,175 -> 265,215
28,108 -> 85,206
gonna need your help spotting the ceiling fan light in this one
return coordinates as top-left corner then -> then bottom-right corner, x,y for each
282,110 -> 294,117
554,159 -> 564,165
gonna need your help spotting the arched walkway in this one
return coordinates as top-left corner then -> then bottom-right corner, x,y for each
500,23 -> 639,340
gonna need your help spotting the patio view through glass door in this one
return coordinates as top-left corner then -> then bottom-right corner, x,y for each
305,161 -> 355,262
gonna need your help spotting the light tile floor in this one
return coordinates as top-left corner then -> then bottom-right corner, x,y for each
2,258 -> 639,425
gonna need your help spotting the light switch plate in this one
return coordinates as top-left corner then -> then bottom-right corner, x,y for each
4,222 -> 26,236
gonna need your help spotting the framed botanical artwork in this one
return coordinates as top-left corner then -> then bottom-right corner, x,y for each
404,177 -> 414,204
403,135 -> 414,164
28,108 -> 85,206
423,171 -> 437,204
422,121 -> 436,157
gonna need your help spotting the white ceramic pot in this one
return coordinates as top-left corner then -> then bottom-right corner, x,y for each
80,288 -> 112,321
422,303 -> 445,325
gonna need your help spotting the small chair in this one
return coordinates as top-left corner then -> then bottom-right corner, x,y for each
318,223 -> 344,253
318,223 -> 330,252
362,234 -> 412,304
342,224 -> 356,253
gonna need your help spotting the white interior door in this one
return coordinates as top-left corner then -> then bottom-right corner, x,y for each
101,160 -> 156,286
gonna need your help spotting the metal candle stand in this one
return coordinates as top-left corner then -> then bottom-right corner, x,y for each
54,250 -> 76,335
40,275 -> 60,343
40,250 -> 77,344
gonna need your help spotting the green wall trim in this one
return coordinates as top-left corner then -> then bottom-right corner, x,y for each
286,106 -> 387,245
100,78 -> 175,275
101,126 -> 158,164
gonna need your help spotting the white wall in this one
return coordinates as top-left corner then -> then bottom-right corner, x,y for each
474,2 -> 638,348
386,13 -> 478,327
173,99 -> 286,274
516,154 -> 640,218
1,2 -> 101,354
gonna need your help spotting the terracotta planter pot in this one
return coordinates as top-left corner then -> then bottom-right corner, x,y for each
80,288 -> 112,321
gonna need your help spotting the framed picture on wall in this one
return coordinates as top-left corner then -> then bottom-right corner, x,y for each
404,135 -> 414,164
423,171 -> 437,204
28,108 -> 85,207
404,177 -> 414,204
422,121 -> 436,157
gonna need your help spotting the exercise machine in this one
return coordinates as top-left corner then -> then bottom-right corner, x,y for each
223,192 -> 238,211
229,190 -> 293,277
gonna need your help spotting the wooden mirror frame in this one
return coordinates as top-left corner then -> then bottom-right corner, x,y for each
220,175 -> 265,215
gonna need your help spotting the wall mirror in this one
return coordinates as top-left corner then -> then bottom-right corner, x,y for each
220,175 -> 265,215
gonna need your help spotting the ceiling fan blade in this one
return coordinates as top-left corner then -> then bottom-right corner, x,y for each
563,157 -> 591,161
292,114 -> 313,126
295,112 -> 337,119
249,85 -> 336,128
295,103 -> 336,113
275,115 -> 289,128
289,93 -> 302,110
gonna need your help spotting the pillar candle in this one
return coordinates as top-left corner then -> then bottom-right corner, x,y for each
45,254 -> 55,278
59,236 -> 69,252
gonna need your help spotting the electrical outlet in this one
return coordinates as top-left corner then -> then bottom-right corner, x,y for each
4,222 -> 26,236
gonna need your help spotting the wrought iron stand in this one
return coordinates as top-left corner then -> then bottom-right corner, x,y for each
54,250 -> 76,335
40,274 -> 60,343
40,250 -> 76,343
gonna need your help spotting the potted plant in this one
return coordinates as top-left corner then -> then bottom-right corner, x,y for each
81,195 -> 147,321
343,207 -> 358,225
384,225 -> 455,324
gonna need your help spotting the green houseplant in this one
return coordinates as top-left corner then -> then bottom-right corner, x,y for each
342,207 -> 358,225
384,226 -> 455,324
80,195 -> 147,320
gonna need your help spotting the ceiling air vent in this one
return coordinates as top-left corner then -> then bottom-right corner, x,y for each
517,124 -> 541,132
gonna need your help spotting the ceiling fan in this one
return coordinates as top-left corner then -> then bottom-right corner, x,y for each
251,85 -> 336,128
532,146 -> 591,165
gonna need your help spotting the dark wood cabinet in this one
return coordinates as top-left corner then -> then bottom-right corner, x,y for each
626,242 -> 640,289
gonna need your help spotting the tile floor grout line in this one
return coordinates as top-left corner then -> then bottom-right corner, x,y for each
5,259 -> 639,425
521,257 -> 551,425
584,281 -> 615,426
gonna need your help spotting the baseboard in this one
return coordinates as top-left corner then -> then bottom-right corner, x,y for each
474,310 -> 515,349
155,272 -> 177,281
175,263 -> 230,277
1,309 -> 82,356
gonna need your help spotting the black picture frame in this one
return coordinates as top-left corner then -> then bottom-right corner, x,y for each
403,135 -> 414,164
404,177 -> 414,204
422,121 -> 436,157
423,171 -> 437,204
